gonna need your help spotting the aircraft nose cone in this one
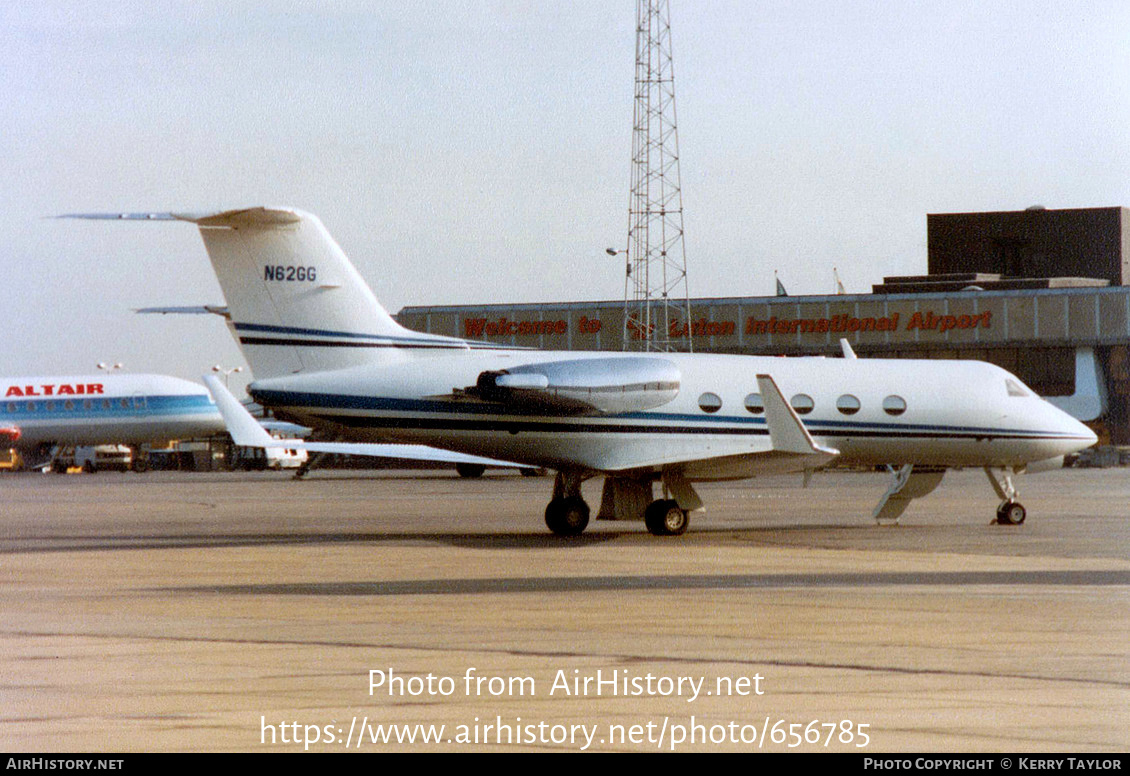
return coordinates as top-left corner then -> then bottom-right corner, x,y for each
1079,422 -> 1098,448
1058,411 -> 1097,453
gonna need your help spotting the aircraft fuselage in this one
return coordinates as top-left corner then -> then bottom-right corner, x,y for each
0,374 -> 225,450
247,349 -> 1094,478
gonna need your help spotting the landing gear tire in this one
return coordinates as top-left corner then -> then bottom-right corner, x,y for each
545,496 -> 590,537
996,500 -> 1027,525
456,463 -> 486,478
645,499 -> 689,537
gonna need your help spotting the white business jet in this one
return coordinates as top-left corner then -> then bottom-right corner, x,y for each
0,373 -> 225,469
67,207 -> 1097,535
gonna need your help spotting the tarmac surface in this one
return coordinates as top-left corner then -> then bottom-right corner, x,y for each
2,466 -> 1128,752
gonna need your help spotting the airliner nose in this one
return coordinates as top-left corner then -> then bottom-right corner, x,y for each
1057,408 -> 1097,453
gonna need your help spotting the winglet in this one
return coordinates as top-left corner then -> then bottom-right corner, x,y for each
203,375 -> 275,447
756,374 -> 839,460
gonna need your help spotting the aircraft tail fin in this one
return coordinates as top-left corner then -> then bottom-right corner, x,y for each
184,207 -> 471,377
67,208 -> 468,378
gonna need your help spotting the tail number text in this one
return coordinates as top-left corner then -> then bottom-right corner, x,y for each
264,265 -> 317,282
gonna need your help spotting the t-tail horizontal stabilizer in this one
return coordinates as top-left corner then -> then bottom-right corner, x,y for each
202,376 -> 523,469
755,373 -> 839,467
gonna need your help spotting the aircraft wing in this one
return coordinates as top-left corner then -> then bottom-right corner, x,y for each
605,373 -> 839,478
203,376 -> 523,469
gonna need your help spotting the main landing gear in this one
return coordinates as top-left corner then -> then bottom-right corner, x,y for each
544,496 -> 590,536
544,470 -> 590,536
543,471 -> 693,537
643,499 -> 689,536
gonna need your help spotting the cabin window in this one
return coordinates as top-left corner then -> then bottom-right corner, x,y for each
698,392 -> 723,413
743,393 -> 764,414
790,394 -> 814,415
883,395 -> 907,416
6,403 -> 16,413
836,394 -> 861,415
26,402 -> 36,412
64,400 -> 75,411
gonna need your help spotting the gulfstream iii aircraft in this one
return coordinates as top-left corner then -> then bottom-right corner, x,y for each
0,373 -> 225,468
69,207 -> 1097,535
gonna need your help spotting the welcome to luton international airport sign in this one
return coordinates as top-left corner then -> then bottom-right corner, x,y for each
460,310 -> 993,340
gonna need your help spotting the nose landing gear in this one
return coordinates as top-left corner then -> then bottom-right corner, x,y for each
985,468 -> 1026,525
995,500 -> 1027,525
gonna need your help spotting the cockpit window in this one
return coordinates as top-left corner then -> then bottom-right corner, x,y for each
1006,379 -> 1031,398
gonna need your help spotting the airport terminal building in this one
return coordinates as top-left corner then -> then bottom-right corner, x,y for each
398,207 -> 1130,446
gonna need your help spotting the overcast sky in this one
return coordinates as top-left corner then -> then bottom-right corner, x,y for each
3,1 -> 1129,389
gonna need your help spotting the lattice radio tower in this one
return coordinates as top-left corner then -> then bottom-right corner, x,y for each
620,0 -> 692,352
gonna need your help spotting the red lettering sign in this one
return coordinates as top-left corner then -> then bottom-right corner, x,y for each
4,382 -> 106,398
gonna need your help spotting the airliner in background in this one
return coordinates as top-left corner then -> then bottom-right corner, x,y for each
69,207 -> 1097,535
0,373 -> 226,470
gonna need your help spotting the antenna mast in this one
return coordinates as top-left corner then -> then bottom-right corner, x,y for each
622,0 -> 692,352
